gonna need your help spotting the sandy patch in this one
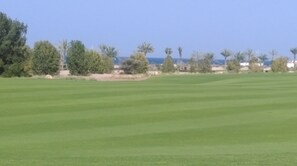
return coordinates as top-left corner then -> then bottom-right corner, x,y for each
58,70 -> 150,81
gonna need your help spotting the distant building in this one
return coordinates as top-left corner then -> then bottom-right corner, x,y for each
240,62 -> 249,67
287,61 -> 297,69
240,62 -> 263,67
263,67 -> 271,72
113,65 -> 124,74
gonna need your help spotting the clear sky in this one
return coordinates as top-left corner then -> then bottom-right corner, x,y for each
1,0 -> 297,59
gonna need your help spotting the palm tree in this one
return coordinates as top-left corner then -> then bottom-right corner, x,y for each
245,49 -> 255,63
58,40 -> 69,70
163,48 -> 174,73
290,48 -> 297,70
258,54 -> 268,67
234,51 -> 245,63
137,42 -> 154,56
100,44 -> 118,58
221,49 -> 232,70
178,47 -> 183,70
165,48 -> 173,56
270,49 -> 277,62
178,47 -> 183,59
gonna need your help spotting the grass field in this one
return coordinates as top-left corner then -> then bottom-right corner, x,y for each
1,74 -> 297,165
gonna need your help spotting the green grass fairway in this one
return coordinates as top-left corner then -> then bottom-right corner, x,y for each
1,74 -> 297,165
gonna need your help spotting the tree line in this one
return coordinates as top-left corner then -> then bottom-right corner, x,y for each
0,12 -> 295,77
218,49 -> 290,73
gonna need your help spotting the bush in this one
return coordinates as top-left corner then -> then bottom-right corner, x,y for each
102,56 -> 114,74
121,53 -> 148,74
227,60 -> 240,73
188,57 -> 198,73
197,53 -> 213,73
2,63 -> 23,77
85,50 -> 105,74
248,57 -> 262,73
162,55 -> 175,73
249,63 -> 263,73
271,57 -> 288,72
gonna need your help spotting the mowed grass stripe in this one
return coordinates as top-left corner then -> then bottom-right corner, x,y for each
1,74 -> 297,165
1,90 -> 295,136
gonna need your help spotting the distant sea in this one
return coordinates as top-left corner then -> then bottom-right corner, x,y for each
115,57 -> 272,66
115,57 -> 193,65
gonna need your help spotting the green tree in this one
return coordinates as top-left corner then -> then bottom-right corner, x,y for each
85,50 -> 104,74
32,41 -> 60,75
0,12 -> 28,77
271,57 -> 288,72
221,49 -> 232,70
121,52 -> 148,74
67,40 -> 88,75
162,48 -> 175,73
137,42 -> 154,56
23,46 -> 33,76
290,48 -> 297,70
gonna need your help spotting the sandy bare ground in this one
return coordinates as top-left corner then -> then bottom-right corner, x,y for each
58,70 -> 151,81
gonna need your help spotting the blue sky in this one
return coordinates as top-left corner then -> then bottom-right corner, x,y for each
1,0 -> 297,59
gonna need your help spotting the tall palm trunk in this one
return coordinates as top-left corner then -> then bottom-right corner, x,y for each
179,54 -> 182,70
293,54 -> 296,71
290,48 -> 297,71
224,57 -> 227,70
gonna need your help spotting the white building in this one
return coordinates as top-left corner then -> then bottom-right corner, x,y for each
287,61 -> 296,68
240,62 -> 249,67
240,62 -> 264,67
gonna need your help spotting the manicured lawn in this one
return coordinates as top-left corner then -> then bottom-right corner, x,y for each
1,74 -> 297,165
